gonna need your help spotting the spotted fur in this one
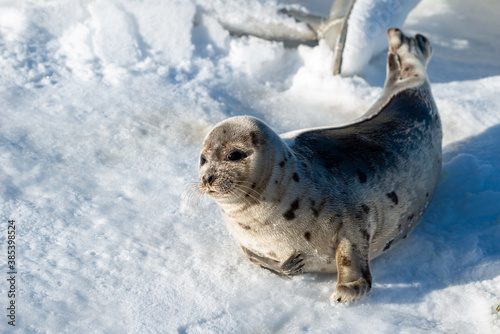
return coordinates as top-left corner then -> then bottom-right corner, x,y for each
198,28 -> 441,303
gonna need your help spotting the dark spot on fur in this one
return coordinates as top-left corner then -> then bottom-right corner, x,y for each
340,255 -> 352,267
304,232 -> 311,241
361,229 -> 370,242
251,183 -> 256,189
361,266 -> 372,288
426,192 -> 429,198
239,223 -> 251,231
404,67 -> 410,71
383,239 -> 394,251
408,213 -> 414,220
356,168 -> 367,183
292,173 -> 300,182
223,129 -> 227,134
250,131 -> 260,147
283,198 -> 300,220
398,224 -> 402,231
311,208 -> 318,217
245,193 -> 250,198
268,251 -> 277,258
403,234 -> 408,239
386,191 -> 399,205
353,284 -> 360,294
274,180 -> 278,184
301,162 -> 307,168
361,204 -> 370,214
332,221 -> 344,249
310,199 -> 326,218
279,161 -> 285,168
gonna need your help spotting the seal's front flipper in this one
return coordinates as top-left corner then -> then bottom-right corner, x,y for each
280,251 -> 305,276
241,245 -> 281,274
241,246 -> 304,276
331,234 -> 372,303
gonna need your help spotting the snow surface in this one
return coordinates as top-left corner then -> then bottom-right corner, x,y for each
341,0 -> 421,76
0,0 -> 499,333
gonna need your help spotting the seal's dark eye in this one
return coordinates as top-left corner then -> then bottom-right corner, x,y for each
200,155 -> 207,166
227,150 -> 246,161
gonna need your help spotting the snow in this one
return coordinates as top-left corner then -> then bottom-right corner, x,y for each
0,0 -> 499,333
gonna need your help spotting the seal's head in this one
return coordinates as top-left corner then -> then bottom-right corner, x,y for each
198,116 -> 281,201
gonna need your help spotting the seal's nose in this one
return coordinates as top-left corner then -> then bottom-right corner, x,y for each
203,175 -> 214,185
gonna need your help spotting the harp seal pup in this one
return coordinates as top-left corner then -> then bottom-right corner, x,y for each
198,28 -> 442,303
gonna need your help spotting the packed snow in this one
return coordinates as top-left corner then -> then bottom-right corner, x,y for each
0,0 -> 499,333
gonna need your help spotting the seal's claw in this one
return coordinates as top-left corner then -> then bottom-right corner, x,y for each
281,252 -> 304,276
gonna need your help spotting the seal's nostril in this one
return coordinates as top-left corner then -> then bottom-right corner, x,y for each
203,175 -> 214,185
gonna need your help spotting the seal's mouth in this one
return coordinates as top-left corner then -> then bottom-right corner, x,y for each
198,183 -> 226,198
204,189 -> 233,200
198,174 -> 236,197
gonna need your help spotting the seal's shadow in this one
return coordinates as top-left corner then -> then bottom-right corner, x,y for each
362,124 -> 500,304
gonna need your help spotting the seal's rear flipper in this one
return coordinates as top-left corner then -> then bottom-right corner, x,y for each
385,28 -> 432,86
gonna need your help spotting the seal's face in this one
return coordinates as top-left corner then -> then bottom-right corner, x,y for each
198,117 -> 267,200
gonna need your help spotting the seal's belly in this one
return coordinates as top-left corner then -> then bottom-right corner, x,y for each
225,211 -> 339,273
